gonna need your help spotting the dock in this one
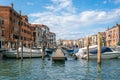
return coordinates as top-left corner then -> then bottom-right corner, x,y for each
52,47 -> 66,61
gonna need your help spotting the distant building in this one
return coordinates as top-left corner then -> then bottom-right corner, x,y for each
56,39 -> 63,46
30,24 -> 43,47
39,24 -> 50,47
100,32 -> 106,46
89,35 -> 97,46
31,24 -> 54,47
78,38 -> 85,48
61,40 -> 78,47
49,32 -> 56,47
106,24 -> 120,47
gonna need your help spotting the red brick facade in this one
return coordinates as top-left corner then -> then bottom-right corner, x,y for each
0,4 -> 33,48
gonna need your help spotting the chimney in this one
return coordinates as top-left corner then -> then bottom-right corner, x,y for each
19,10 -> 21,15
11,3 -> 14,8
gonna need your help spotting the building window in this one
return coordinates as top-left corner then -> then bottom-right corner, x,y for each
22,29 -> 24,32
2,41 -> 4,45
21,36 -> 23,40
10,16 -> 12,21
10,9 -> 12,13
24,37 -> 26,40
13,35 -> 19,39
2,20 -> 4,24
2,30 -> 4,36
24,30 -> 26,33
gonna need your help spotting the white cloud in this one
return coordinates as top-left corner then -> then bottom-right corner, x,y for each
45,0 -> 76,13
103,0 -> 107,4
28,0 -> 120,40
27,2 -> 34,6
114,0 -> 120,4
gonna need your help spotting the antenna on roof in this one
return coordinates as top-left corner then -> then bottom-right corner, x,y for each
11,3 -> 14,9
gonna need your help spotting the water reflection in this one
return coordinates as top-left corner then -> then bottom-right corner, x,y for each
52,61 -> 65,67
97,64 -> 101,73
0,58 -> 120,80
84,61 -> 90,80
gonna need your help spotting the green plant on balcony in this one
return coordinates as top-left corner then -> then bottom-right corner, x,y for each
117,42 -> 120,46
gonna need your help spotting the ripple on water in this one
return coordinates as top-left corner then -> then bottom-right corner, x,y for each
0,58 -> 120,80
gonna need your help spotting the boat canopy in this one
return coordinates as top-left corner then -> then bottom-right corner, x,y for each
87,46 -> 113,54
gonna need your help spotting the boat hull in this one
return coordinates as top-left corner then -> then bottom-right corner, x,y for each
3,47 -> 42,58
77,52 -> 120,59
62,48 -> 74,55
3,51 -> 42,58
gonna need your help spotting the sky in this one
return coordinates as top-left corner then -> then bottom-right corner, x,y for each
0,0 -> 120,40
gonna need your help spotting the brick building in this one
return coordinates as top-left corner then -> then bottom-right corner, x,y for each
0,4 -> 33,48
0,16 -> 4,48
0,4 -> 56,48
20,16 -> 33,47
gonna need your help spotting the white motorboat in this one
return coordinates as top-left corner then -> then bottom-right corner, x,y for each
75,45 -> 120,59
3,47 -> 42,58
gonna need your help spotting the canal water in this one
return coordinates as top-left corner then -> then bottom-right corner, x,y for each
0,57 -> 120,80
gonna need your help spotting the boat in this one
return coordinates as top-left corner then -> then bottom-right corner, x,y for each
75,45 -> 120,59
62,46 -> 79,55
45,48 -> 55,54
2,47 -> 42,58
61,47 -> 74,55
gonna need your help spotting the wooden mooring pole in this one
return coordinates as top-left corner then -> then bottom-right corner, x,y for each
16,40 -> 19,59
42,45 -> 45,60
86,37 -> 89,61
30,42 -> 32,58
21,42 -> 23,61
97,32 -> 101,64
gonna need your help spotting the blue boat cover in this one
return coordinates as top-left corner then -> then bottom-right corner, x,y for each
87,46 -> 113,54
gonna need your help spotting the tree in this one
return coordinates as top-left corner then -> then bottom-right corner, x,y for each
117,42 -> 120,46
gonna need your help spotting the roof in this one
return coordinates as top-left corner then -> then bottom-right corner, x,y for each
106,24 -> 120,31
0,5 -> 21,17
30,24 -> 49,29
49,32 -> 55,34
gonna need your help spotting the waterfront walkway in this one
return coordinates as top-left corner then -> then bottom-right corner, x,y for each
52,47 -> 66,61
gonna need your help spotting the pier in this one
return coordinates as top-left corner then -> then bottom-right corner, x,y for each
52,47 -> 66,61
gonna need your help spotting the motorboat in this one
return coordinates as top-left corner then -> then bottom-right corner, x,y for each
45,47 -> 55,54
3,47 -> 42,58
75,45 -> 120,59
62,46 -> 79,56
61,47 -> 74,55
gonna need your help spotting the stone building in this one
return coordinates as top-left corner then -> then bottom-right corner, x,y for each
49,32 -> 56,47
78,38 -> 85,48
106,24 -> 120,47
30,24 -> 43,47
